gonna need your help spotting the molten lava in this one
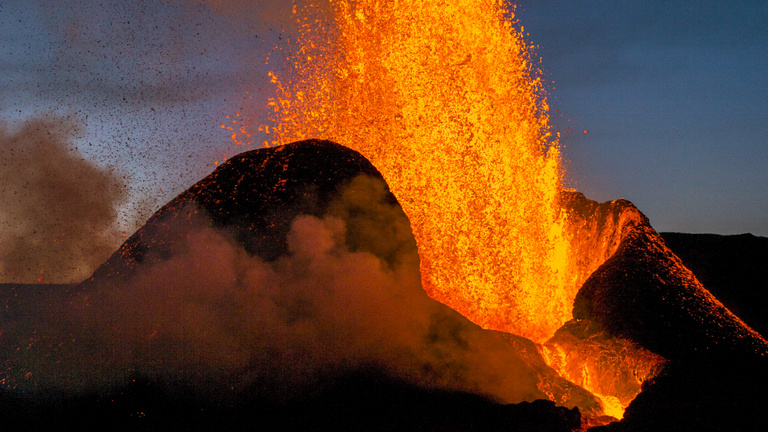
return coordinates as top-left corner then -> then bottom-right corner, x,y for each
254,0 -> 573,344
235,0 -> 665,420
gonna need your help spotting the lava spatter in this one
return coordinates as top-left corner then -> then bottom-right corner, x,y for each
254,0 -> 573,344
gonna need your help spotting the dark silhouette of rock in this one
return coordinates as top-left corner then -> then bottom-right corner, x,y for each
88,139 -> 384,283
6,140 -> 766,431
0,372 -> 581,432
561,193 -> 768,431
1,140 -> 595,431
593,361 -> 767,432
568,194 -> 767,363
660,232 -> 768,338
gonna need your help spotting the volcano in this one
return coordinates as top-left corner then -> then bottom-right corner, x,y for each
1,140 -> 767,431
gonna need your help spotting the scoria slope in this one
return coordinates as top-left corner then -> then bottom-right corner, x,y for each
4,140 -> 768,431
559,191 -> 768,432
87,139 -> 384,281
660,232 -> 768,338
568,192 -> 767,363
2,140 -> 595,431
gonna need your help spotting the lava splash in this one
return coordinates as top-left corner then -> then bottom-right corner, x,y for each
251,0 -> 572,344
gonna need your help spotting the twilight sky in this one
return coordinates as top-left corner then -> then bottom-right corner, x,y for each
1,0 -> 766,237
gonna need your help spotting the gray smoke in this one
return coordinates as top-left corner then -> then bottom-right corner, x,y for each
0,116 -> 126,283
1,176 -> 542,404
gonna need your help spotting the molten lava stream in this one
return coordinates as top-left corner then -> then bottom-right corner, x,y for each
236,0 -> 664,422
538,322 -> 665,421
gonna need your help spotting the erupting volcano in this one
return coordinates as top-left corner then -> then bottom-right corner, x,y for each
2,1 -> 768,431
243,0 -> 650,419
255,0 -> 571,344
230,0 -> 768,425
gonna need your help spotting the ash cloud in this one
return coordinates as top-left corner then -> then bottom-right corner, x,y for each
1,177 -> 541,404
0,116 -> 126,283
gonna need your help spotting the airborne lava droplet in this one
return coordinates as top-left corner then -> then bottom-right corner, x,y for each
250,0 -> 574,344
230,0 -> 670,421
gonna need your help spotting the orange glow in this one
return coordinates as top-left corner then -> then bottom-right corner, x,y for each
234,0 -> 663,419
252,0 -> 575,344
539,323 -> 665,420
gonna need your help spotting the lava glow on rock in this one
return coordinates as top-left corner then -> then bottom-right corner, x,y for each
226,0 -> 664,418
228,0 -> 666,420
255,0 -> 572,343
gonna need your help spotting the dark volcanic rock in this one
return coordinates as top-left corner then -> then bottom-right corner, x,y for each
89,139 -> 384,282
660,232 -> 768,338
544,319 -> 664,412
568,193 -> 767,363
1,140 -> 594,431
604,362 -> 767,432
562,193 -> 768,432
0,372 -> 581,432
81,139 -> 599,412
10,139 -> 766,431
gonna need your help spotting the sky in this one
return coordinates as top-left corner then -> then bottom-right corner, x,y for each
516,1 -> 768,236
1,0 -> 766,242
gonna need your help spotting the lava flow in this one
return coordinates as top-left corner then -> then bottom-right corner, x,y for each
236,0 -> 662,420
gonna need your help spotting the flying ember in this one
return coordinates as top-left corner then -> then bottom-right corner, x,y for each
252,0 -> 576,343
234,0 -> 660,419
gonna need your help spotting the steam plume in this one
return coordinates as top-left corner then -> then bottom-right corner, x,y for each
0,117 -> 125,283
1,176 -> 542,404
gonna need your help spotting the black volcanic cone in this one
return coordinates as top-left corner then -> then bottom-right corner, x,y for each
567,192 -> 767,363
89,140 -> 384,282
9,139 -> 766,431
560,192 -> 768,431
660,232 -> 768,338
1,140 -> 593,431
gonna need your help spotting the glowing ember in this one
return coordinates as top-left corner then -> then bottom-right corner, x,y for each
246,0 -> 573,344
538,320 -> 666,420
231,0 -> 666,419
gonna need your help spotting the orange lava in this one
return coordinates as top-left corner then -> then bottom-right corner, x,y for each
253,0 -> 575,344
235,0 -> 663,419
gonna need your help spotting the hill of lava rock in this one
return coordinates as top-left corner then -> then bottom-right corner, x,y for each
2,140 -> 766,431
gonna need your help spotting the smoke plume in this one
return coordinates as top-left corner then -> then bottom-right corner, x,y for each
0,117 -> 126,283
1,176 -> 541,404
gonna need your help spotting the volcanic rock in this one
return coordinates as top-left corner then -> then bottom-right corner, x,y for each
0,373 -> 581,432
560,192 -> 768,431
543,319 -> 664,412
88,139 -> 385,282
564,192 -> 767,363
660,232 -> 768,338
6,139 -> 767,431
1,140 -> 599,430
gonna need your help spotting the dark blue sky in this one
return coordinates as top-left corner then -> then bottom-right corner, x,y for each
1,0 -> 766,236
517,0 -> 768,235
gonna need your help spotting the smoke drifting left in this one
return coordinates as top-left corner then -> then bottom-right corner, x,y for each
0,117 -> 126,283
0,154 -> 562,411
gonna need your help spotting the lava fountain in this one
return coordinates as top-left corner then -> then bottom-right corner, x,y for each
248,0 -> 575,344
229,0 -> 663,420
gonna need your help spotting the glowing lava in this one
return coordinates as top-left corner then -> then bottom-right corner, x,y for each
252,0 -> 573,344
233,0 -> 665,420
